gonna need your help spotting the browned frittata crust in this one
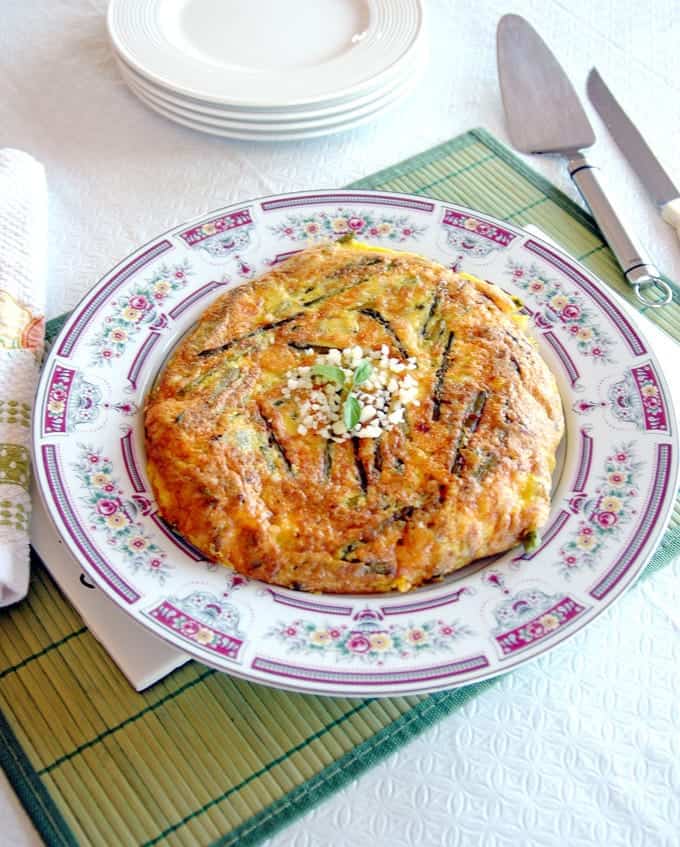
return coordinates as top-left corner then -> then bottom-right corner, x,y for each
145,241 -> 564,593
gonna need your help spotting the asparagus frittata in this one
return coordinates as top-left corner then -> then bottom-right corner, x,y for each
144,240 -> 564,593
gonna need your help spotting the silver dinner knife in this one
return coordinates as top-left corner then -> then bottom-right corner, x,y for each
587,67 -> 680,242
496,14 -> 673,307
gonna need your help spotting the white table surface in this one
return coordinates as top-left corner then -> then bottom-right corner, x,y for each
2,1 -> 680,845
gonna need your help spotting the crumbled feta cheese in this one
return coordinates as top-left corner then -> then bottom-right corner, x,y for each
284,344 -> 420,441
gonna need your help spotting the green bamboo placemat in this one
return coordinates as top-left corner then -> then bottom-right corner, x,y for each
2,128 -> 678,847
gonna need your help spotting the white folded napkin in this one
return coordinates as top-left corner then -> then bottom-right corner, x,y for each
0,149 -> 47,606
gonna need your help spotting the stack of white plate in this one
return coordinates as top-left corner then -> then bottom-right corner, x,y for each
107,0 -> 426,141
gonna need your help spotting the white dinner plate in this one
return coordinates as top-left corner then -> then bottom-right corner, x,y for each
108,0 -> 425,109
124,61 -> 420,138
114,37 -> 426,124
128,83 -> 418,141
33,190 -> 678,697
114,41 -> 422,116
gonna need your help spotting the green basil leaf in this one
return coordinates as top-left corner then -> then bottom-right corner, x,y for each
353,360 -> 373,386
310,364 -> 345,386
343,394 -> 361,431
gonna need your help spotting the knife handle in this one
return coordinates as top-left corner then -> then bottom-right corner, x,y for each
661,199 -> 680,241
568,153 -> 673,307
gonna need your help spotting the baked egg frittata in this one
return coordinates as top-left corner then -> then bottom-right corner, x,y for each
144,240 -> 564,593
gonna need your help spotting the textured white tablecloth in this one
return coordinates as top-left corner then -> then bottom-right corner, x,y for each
1,1 -> 679,845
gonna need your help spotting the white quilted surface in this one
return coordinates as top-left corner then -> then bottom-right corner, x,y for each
1,0 -> 679,845
265,560 -> 680,847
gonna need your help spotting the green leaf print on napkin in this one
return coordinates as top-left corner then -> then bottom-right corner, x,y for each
0,400 -> 31,427
0,443 -> 30,491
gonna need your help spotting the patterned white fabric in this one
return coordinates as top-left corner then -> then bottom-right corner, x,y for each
0,150 -> 47,606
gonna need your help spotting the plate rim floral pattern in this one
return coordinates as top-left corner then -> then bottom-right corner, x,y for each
32,189 -> 679,698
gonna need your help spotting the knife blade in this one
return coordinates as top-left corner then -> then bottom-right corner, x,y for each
587,68 -> 680,241
496,15 -> 672,307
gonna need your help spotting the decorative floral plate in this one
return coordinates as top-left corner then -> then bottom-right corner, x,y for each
33,190 -> 678,697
